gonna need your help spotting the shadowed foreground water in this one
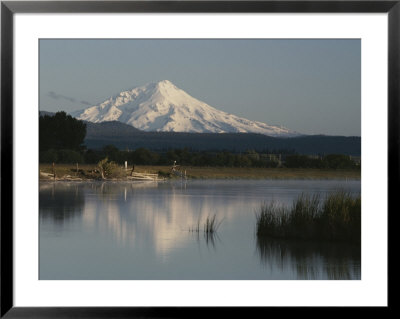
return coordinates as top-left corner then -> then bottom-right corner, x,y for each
39,179 -> 361,280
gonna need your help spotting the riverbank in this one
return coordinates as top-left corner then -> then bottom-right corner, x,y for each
39,163 -> 361,181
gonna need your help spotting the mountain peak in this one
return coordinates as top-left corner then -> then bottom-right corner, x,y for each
152,80 -> 181,96
157,79 -> 173,86
70,81 -> 300,137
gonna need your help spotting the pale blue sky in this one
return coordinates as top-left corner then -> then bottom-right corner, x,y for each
39,39 -> 360,136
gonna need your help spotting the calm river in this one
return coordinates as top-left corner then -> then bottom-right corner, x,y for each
39,179 -> 361,280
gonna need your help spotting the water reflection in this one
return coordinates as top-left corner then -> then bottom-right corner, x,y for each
40,180 -> 361,279
39,183 -> 84,225
255,237 -> 361,280
189,230 -> 222,251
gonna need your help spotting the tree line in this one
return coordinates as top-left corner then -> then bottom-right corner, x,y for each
39,111 -> 360,169
40,145 -> 359,170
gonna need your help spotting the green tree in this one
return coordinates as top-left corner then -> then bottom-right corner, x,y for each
102,144 -> 120,162
39,149 -> 58,163
39,111 -> 86,152
323,154 -> 356,169
133,148 -> 160,165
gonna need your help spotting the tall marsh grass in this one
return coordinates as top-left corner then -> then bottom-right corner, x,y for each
256,191 -> 361,243
189,214 -> 223,234
189,214 -> 223,249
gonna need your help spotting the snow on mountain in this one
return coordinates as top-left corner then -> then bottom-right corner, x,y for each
70,80 -> 299,137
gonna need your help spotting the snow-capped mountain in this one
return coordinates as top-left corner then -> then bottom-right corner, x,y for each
71,80 -> 299,137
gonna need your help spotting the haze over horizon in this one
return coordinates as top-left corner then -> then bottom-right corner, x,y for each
40,39 -> 361,136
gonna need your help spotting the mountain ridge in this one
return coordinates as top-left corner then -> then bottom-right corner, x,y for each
70,80 -> 299,137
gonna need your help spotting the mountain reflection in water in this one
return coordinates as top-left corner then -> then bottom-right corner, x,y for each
39,180 -> 361,280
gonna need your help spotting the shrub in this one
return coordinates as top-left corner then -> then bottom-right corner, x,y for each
97,157 -> 124,179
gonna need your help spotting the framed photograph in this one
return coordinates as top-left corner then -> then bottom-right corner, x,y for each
1,0 -> 396,317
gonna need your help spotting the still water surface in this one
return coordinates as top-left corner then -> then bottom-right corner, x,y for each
39,179 -> 361,280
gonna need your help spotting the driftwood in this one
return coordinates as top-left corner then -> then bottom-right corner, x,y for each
128,172 -> 161,181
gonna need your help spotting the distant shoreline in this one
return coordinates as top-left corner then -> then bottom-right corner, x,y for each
39,164 -> 361,181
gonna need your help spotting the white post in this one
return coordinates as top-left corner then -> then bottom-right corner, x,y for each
125,161 -> 128,170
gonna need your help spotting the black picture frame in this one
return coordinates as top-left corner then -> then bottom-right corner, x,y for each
1,1 -> 396,317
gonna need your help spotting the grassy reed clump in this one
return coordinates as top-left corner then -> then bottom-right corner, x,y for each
256,191 -> 361,243
189,214 -> 222,234
204,215 -> 222,234
321,191 -> 361,242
